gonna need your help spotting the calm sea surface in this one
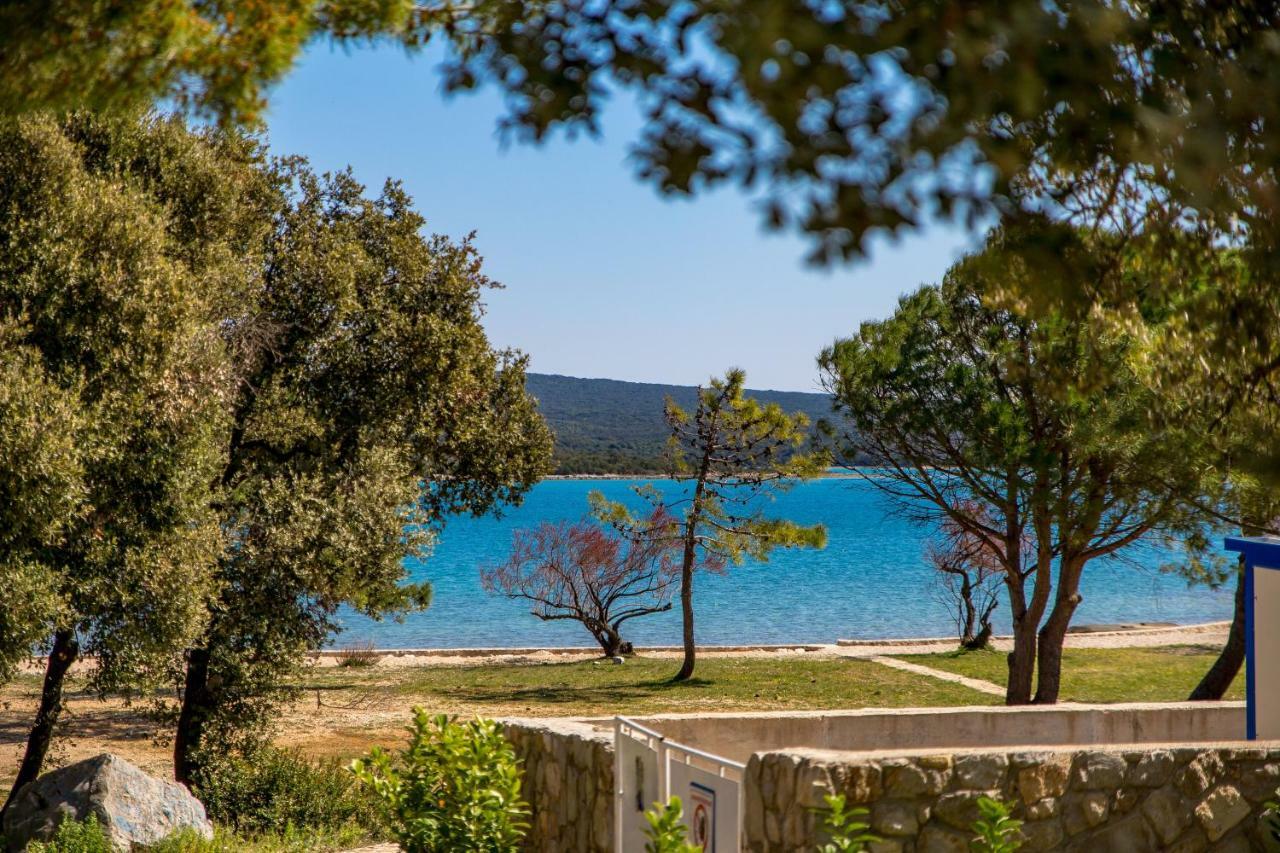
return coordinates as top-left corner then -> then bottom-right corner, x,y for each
335,477 -> 1233,648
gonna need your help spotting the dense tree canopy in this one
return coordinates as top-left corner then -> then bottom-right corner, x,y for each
0,111 -> 553,793
10,3 -> 1278,265
0,112 -> 247,810
0,1 -> 435,125
174,150 -> 553,784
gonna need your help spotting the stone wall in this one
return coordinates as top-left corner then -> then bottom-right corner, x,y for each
744,744 -> 1280,852
627,702 -> 1245,764
502,718 -> 614,853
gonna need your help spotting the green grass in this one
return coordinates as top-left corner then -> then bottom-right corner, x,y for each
294,655 -> 993,719
894,644 -> 1243,703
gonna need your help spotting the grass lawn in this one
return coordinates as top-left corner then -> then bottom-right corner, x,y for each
894,644 -> 1243,703
0,646 -> 1240,789
295,655 -> 993,720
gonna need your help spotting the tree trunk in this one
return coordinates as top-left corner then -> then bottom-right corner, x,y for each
966,622 -> 994,651
1190,561 -> 1246,701
673,563 -> 695,682
1033,564 -> 1084,704
597,626 -> 623,658
1006,620 -> 1036,705
958,573 -> 978,647
965,600 -> 996,651
3,629 -> 79,817
1004,574 -> 1036,705
174,646 -> 214,786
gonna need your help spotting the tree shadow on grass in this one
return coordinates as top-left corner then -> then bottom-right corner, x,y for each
389,668 -> 719,711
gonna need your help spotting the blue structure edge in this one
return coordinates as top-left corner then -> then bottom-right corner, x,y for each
1225,535 -> 1280,741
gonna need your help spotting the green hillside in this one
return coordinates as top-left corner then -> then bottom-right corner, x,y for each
525,373 -> 835,474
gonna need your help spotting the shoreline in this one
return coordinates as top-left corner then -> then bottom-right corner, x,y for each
18,620 -> 1230,674
309,620 -> 1231,667
542,471 -> 866,480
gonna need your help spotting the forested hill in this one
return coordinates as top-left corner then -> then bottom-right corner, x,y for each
525,373 -> 835,474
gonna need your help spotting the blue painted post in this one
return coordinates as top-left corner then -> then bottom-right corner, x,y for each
1225,536 -> 1280,740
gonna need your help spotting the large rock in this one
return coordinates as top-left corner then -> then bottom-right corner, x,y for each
3,753 -> 213,851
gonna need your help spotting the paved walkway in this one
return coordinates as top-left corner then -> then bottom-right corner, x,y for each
867,655 -> 1006,696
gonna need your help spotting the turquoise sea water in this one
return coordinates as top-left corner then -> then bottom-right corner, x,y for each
335,477 -> 1234,648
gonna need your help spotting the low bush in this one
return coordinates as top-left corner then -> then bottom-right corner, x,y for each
641,797 -> 700,853
26,817 -> 113,853
971,796 -> 1024,852
352,710 -> 528,852
815,793 -> 878,852
193,746 -> 376,838
146,825 -> 368,852
333,640 -> 381,668
14,816 -> 367,853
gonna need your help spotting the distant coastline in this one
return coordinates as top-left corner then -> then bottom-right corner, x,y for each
542,470 -> 868,480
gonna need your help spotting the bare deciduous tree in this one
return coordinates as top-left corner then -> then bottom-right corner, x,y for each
482,510 -> 680,656
927,508 -> 1008,651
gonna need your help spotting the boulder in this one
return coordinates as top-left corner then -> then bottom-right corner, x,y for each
3,753 -> 213,851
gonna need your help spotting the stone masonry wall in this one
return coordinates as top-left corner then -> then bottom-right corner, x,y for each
745,744 -> 1280,852
502,719 -> 614,853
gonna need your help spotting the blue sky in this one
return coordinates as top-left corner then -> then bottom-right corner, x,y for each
264,43 -> 981,392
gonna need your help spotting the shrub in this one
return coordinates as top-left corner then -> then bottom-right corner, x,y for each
333,640 -> 381,668
351,710 -> 528,852
193,746 -> 376,837
815,793 -> 878,852
970,797 -> 1023,853
641,797 -> 700,853
1264,795 -> 1280,844
146,825 -> 369,852
26,817 -> 113,853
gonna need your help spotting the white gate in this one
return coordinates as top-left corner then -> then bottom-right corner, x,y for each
614,717 -> 744,852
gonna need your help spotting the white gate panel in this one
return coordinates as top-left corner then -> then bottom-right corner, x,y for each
666,750 -> 742,853
615,717 -> 743,853
615,719 -> 663,851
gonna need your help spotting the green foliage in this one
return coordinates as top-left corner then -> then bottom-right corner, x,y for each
970,797 -> 1023,853
0,111 -> 248,798
1264,795 -> 1280,844
174,123 -> 551,777
0,1 -> 435,125
525,373 -> 835,474
436,2 -> 1280,277
815,793 -> 878,852
0,110 -> 234,687
0,110 -> 551,790
641,797 -> 700,853
26,816 -> 113,853
351,710 -> 528,852
193,747 -> 376,837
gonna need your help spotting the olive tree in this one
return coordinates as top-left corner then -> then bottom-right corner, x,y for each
173,163 -> 553,784
819,234 -> 1209,704
0,112 -> 251,813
